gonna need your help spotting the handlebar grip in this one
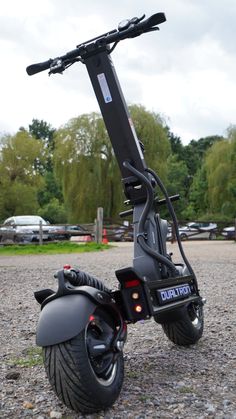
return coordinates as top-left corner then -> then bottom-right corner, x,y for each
26,59 -> 53,76
138,12 -> 166,32
145,12 -> 166,27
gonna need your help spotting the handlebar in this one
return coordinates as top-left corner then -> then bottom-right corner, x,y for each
26,12 -> 166,76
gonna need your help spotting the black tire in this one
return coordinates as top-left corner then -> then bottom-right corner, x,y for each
180,233 -> 188,241
43,307 -> 124,414
162,303 -> 204,346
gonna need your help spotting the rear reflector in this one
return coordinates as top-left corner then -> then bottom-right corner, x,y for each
124,279 -> 140,288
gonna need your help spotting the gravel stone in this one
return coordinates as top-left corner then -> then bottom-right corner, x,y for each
5,371 -> 21,380
1,241 -> 236,418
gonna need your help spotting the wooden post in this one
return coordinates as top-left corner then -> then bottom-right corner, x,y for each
39,220 -> 43,245
94,218 -> 98,243
97,207 -> 103,244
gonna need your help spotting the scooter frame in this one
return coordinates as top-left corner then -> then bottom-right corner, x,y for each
27,11 -> 203,347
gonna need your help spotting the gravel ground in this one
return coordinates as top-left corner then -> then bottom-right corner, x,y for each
0,241 -> 236,419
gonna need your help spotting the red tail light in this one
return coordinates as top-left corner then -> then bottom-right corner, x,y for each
124,279 -> 140,288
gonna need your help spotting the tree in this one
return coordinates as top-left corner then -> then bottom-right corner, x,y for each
28,119 -> 63,209
204,131 -> 236,218
29,119 -> 55,151
129,105 -> 170,181
184,165 -> 208,219
53,112 -> 125,222
166,129 -> 184,158
183,135 -> 224,176
166,155 -> 189,217
53,106 -> 170,222
38,198 -> 67,223
0,130 -> 45,220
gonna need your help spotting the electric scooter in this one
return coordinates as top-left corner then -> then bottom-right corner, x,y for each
26,12 -> 204,414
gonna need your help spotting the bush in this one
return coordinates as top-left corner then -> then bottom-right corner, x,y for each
38,198 -> 67,224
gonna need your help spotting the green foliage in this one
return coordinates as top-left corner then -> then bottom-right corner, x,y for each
166,154 -> 189,217
204,134 -> 236,217
38,197 -> 67,223
37,170 -> 63,207
53,112 -> 121,222
183,128 -> 236,219
0,130 -> 45,220
166,129 -> 184,158
0,112 -> 235,223
28,119 -> 64,215
53,106 -> 170,222
185,165 -> 208,217
129,104 -> 171,181
29,118 -> 55,151
182,135 -> 224,176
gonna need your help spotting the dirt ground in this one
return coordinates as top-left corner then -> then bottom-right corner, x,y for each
0,240 -> 236,418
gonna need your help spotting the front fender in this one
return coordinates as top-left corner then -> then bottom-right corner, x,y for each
36,294 -> 96,347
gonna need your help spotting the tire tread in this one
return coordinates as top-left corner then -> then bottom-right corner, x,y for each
162,307 -> 204,346
43,331 -> 124,413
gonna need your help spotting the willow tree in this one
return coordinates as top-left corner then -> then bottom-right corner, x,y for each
53,106 -> 170,223
0,130 -> 45,220
129,104 -> 170,181
203,128 -> 236,218
53,113 -> 122,222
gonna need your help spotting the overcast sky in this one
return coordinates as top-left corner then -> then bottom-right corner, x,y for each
1,0 -> 235,144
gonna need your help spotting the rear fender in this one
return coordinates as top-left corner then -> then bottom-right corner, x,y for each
36,270 -> 122,347
36,293 -> 96,347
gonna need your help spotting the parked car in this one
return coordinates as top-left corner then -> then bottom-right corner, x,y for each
178,222 -> 217,240
106,226 -> 127,242
221,226 -> 235,240
0,215 -> 56,243
65,225 -> 92,242
124,228 -> 134,242
48,225 -> 71,241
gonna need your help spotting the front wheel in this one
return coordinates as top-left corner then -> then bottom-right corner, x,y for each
43,307 -> 124,414
161,302 -> 204,346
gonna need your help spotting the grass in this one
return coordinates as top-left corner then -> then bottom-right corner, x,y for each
126,370 -> 139,379
9,346 -> 43,368
0,241 -> 111,256
178,385 -> 195,394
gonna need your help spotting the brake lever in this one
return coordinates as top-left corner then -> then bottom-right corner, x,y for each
128,27 -> 159,39
49,58 -> 65,75
130,14 -> 145,25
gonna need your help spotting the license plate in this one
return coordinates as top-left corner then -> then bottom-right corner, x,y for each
157,283 -> 192,305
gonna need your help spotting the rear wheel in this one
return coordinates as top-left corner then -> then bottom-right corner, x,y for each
162,303 -> 204,346
43,307 -> 124,414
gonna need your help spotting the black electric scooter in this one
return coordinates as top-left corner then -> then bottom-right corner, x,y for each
26,12 -> 204,414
